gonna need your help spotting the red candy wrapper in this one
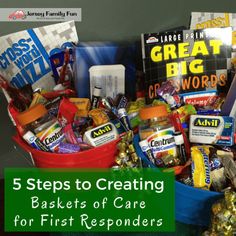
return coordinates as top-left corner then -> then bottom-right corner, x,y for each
183,92 -> 218,107
0,75 -> 32,111
58,98 -> 78,127
58,49 -> 71,85
42,89 -> 76,100
63,123 -> 79,144
171,112 -> 191,161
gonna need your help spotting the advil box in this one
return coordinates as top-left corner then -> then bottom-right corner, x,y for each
189,115 -> 234,146
141,27 -> 232,105
0,21 -> 78,92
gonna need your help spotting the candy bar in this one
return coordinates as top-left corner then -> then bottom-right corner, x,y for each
58,142 -> 80,154
69,98 -> 91,117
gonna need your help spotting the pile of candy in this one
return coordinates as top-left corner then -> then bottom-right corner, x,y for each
203,190 -> 236,236
1,16 -> 236,236
0,71 -> 135,155
115,131 -> 141,168
0,23 -> 235,234
2,66 -> 236,194
127,79 -> 236,194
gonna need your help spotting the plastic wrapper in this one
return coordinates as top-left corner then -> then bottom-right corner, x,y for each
41,89 -> 76,100
89,108 -> 109,126
114,93 -> 128,110
115,131 -> 141,168
0,75 -> 32,111
203,190 -> 236,236
157,80 -> 182,108
57,142 -> 80,154
57,97 -> 78,127
30,92 -> 48,108
69,98 -> 91,117
127,98 -> 145,114
191,145 -> 212,190
176,104 -> 196,123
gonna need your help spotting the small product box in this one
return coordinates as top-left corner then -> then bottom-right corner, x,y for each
89,64 -> 125,99
83,122 -> 119,147
189,115 -> 235,146
73,42 -> 136,100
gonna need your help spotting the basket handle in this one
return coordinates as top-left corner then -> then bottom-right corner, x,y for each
12,134 -> 32,154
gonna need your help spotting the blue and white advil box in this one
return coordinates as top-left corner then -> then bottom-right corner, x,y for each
0,21 -> 78,91
189,115 -> 235,146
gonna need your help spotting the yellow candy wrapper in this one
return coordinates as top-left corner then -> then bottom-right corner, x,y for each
29,92 -> 48,108
127,98 -> 145,114
191,145 -> 212,190
89,108 -> 109,126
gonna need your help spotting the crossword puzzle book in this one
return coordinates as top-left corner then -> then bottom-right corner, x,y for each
0,21 -> 78,91
141,27 -> 232,105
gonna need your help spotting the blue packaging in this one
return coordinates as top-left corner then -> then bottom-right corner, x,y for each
73,42 -> 136,100
133,134 -> 222,226
49,49 -> 74,83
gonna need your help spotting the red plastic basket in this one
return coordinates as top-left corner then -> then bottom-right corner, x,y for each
13,134 -> 120,168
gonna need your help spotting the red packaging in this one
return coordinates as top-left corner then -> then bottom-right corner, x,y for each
57,98 -> 78,127
63,123 -> 78,144
42,89 -> 76,100
183,93 -> 218,107
0,75 -> 32,111
171,113 -> 191,160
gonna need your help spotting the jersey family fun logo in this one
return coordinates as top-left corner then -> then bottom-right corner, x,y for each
9,10 -> 27,20
3,8 -> 82,22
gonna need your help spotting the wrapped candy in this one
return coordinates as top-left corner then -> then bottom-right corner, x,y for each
156,80 -> 182,109
127,98 -> 145,114
89,108 -> 110,126
115,131 -> 141,168
191,146 -> 212,190
114,93 -> 128,110
203,190 -> 236,236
